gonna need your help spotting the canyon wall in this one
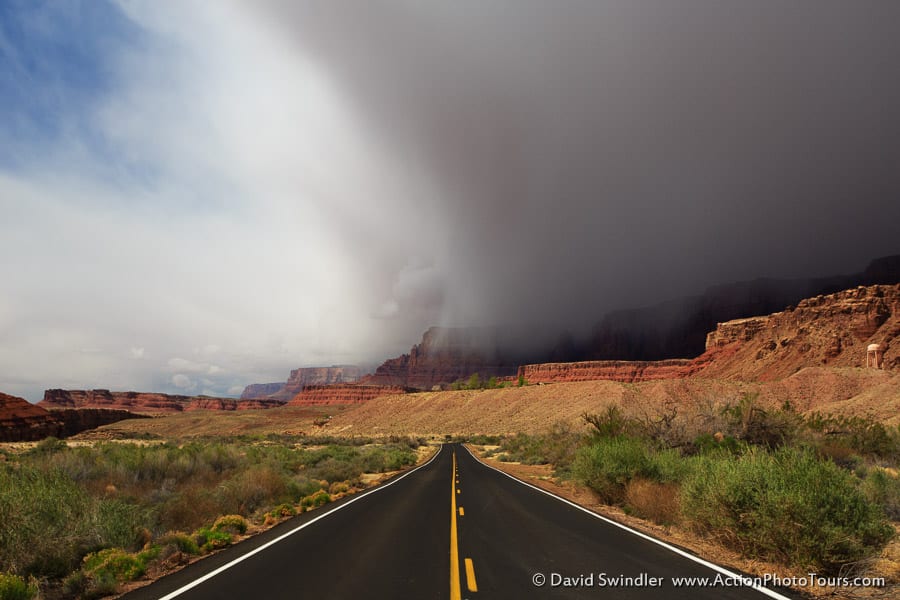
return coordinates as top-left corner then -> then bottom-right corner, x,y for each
287,384 -> 409,406
519,284 -> 899,384
578,255 -> 900,362
361,327 -> 518,389
518,359 -> 703,384
1,392 -> 144,442
700,284 -> 900,381
39,389 -> 284,415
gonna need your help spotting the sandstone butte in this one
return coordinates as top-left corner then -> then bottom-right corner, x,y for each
0,392 -> 144,442
240,365 -> 365,401
38,389 -> 284,415
519,284 -> 899,384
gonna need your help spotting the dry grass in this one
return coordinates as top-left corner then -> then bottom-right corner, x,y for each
624,479 -> 680,525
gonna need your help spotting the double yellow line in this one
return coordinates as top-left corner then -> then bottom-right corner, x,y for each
450,451 -> 477,599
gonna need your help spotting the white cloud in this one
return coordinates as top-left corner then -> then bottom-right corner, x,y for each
130,347 -> 145,359
171,374 -> 193,389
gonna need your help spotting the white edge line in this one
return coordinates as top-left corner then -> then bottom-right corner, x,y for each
158,445 -> 445,600
463,445 -> 792,600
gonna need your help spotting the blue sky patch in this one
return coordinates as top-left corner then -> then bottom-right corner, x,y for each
0,0 -> 145,169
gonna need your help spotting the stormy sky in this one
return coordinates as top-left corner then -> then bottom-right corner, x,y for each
2,1 -> 899,401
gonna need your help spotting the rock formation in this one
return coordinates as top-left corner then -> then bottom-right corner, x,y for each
241,366 -> 365,401
700,284 -> 899,380
518,359 -> 705,384
361,327 -> 518,389
39,389 -> 284,415
287,384 -> 410,406
240,382 -> 285,400
1,392 -> 145,442
579,254 -> 900,362
519,284 -> 899,384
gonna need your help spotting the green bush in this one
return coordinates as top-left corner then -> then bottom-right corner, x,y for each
572,436 -> 688,503
680,447 -> 893,572
300,490 -> 331,509
583,406 -> 645,439
0,573 -> 37,600
268,503 -> 297,518
193,528 -> 232,553
496,426 -> 582,475
82,548 -> 145,582
212,514 -> 248,535
0,464 -> 96,576
862,469 -> 900,520
157,532 -> 200,555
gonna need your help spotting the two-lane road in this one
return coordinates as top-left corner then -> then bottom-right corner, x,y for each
124,444 -> 795,599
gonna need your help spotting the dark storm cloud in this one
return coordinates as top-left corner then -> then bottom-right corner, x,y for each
249,1 -> 900,337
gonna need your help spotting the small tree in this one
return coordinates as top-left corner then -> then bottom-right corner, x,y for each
517,374 -> 526,387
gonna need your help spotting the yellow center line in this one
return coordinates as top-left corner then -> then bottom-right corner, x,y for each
465,558 -> 478,592
450,451 -> 461,600
459,506 -> 464,516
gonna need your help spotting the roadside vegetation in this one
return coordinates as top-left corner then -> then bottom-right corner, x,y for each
484,396 -> 900,577
0,435 -> 425,599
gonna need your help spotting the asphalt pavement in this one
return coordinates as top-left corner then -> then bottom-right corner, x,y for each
122,443 -> 797,600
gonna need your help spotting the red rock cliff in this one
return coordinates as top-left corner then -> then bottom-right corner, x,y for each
287,384 -> 409,406
518,285 -> 899,384
277,365 -> 365,400
39,389 -> 284,414
1,392 -> 144,442
700,284 -> 900,380
361,327 -> 517,389
518,359 -> 705,384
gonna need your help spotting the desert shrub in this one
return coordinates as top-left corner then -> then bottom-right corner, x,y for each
300,490 -> 331,509
624,479 -> 681,525
862,469 -> 900,520
82,548 -> 145,582
723,394 -> 802,449
381,447 -> 417,471
495,425 -> 583,472
157,532 -> 200,555
158,484 -> 221,531
0,464 -> 96,576
306,457 -> 361,483
328,481 -> 349,495
805,414 -> 900,461
217,467 -> 290,515
680,447 -> 894,573
289,475 -> 324,499
691,433 -> 744,456
814,441 -> 863,470
572,436 -> 689,503
496,433 -> 549,465
212,514 -> 248,535
583,406 -> 645,439
27,436 -> 67,456
0,573 -> 37,600
268,503 -> 297,518
193,528 -> 232,553
82,571 -> 118,600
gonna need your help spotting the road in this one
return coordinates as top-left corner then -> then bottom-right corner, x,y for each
123,444 -> 796,600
